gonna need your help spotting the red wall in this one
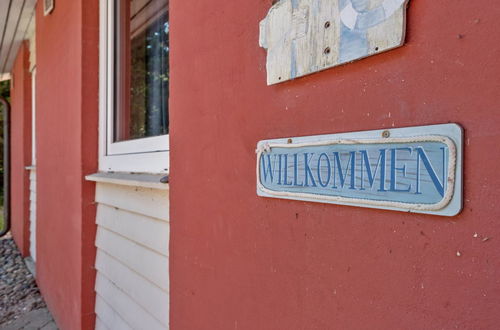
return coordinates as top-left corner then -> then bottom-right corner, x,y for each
35,0 -> 99,329
9,42 -> 31,257
170,1 -> 500,329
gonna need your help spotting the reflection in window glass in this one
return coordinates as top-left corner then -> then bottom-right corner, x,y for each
114,0 -> 169,142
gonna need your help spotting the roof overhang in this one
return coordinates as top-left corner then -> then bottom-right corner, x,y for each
0,73 -> 11,81
0,0 -> 36,75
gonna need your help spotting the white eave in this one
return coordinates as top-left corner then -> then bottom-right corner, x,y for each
0,0 -> 36,76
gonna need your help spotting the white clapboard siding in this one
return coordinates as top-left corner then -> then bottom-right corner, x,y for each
96,204 -> 169,256
96,273 -> 166,330
96,250 -> 169,325
29,169 -> 36,262
95,317 -> 110,330
96,295 -> 133,330
94,182 -> 169,330
95,227 -> 169,291
95,183 -> 169,221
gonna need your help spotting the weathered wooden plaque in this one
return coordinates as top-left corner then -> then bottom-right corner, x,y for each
259,0 -> 410,85
256,124 -> 463,216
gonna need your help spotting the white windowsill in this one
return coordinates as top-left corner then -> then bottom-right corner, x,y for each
85,172 -> 169,190
25,165 -> 36,171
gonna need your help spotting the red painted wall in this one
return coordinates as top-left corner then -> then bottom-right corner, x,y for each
9,42 -> 31,257
35,0 -> 99,329
170,1 -> 500,329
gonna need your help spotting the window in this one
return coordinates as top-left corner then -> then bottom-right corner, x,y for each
100,0 -> 169,173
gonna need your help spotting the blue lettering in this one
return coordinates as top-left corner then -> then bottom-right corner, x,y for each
416,147 -> 446,197
317,153 -> 331,188
293,153 -> 303,186
283,154 -> 293,186
332,151 -> 356,189
359,149 -> 386,190
260,154 -> 275,183
303,153 -> 317,187
277,154 -> 282,185
389,148 -> 412,192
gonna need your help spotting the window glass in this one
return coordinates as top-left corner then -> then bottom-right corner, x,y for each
114,0 -> 169,142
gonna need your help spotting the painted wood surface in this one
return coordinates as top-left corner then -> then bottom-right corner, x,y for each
96,296 -> 133,330
29,169 -> 36,262
95,182 -> 169,221
94,182 -> 169,330
96,250 -> 169,325
259,140 -> 453,204
95,317 -> 111,330
87,172 -> 169,190
256,124 -> 463,216
96,204 -> 169,256
96,273 -> 166,330
259,0 -> 410,84
96,227 -> 169,290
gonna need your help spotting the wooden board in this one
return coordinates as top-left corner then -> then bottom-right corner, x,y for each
259,0 -> 410,85
95,296 -> 133,330
95,182 -> 169,221
95,274 -> 166,330
256,124 -> 463,216
96,204 -> 169,256
96,250 -> 169,326
94,182 -> 170,330
96,227 -> 169,291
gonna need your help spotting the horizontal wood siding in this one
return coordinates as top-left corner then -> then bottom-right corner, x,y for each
94,182 -> 169,330
95,182 -> 169,220
29,169 -> 36,261
95,317 -> 110,330
96,204 -> 169,256
96,295 -> 132,330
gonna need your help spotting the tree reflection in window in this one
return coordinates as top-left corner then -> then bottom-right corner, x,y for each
115,0 -> 169,142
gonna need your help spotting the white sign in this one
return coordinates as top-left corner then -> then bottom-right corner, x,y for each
259,0 -> 410,85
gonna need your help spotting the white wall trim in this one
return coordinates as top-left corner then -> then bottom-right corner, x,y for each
86,172 -> 169,190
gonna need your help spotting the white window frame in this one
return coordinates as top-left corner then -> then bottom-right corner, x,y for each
99,0 -> 169,173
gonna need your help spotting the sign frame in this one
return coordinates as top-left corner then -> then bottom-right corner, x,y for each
256,124 -> 463,216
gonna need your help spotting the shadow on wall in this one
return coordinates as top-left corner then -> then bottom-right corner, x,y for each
0,80 -> 9,232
